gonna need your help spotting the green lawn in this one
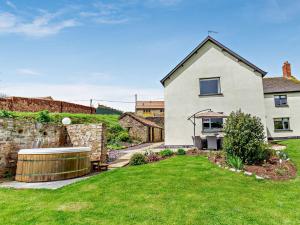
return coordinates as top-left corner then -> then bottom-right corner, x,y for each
1,111 -> 120,126
0,140 -> 299,225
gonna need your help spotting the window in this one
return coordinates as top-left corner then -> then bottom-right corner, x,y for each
274,95 -> 287,107
274,118 -> 290,131
202,118 -> 223,132
199,78 -> 221,95
143,109 -> 151,113
160,109 -> 164,113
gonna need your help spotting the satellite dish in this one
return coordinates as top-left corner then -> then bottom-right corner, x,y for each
62,117 -> 71,125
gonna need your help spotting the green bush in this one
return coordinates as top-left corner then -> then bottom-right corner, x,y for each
109,124 -> 124,134
176,148 -> 186,155
223,110 -> 270,164
129,153 -> 147,166
0,110 -> 14,118
159,149 -> 173,157
278,151 -> 289,160
116,131 -> 131,142
36,110 -> 51,123
227,154 -> 244,170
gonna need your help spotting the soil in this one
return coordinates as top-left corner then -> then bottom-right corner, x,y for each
207,153 -> 297,181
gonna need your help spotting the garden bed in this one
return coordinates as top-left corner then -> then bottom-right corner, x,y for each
208,152 -> 297,181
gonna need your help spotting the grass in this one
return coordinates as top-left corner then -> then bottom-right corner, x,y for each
0,140 -> 300,224
0,110 -> 120,126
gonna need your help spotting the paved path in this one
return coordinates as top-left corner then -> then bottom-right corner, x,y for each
108,142 -> 164,169
0,175 -> 93,190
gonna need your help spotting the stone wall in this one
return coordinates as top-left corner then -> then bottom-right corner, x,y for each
0,97 -> 95,114
66,124 -> 107,162
0,118 -> 107,178
0,118 -> 67,178
119,114 -> 148,142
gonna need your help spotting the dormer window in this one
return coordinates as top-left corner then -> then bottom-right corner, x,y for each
199,78 -> 221,96
274,95 -> 287,107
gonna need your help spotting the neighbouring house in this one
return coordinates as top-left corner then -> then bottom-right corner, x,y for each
135,101 -> 164,118
119,112 -> 164,143
161,36 -> 300,148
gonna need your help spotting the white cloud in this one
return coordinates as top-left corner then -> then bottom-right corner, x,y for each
147,0 -> 182,6
89,72 -> 113,80
16,68 -> 42,76
6,1 -> 17,9
94,18 -> 129,24
2,83 -> 163,111
0,10 -> 78,37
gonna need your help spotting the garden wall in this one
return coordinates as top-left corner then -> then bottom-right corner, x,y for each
0,97 -> 95,114
66,124 -> 107,162
0,118 -> 107,178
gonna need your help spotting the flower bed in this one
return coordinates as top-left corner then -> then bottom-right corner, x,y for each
208,152 -> 297,181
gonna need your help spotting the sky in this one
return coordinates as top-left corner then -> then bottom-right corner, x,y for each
0,0 -> 300,111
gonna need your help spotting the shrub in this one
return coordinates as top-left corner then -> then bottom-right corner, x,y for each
146,152 -> 161,162
227,154 -> 244,170
176,148 -> 186,155
116,131 -> 131,142
223,110 -> 270,164
36,110 -> 51,123
277,151 -> 289,160
129,153 -> 147,166
109,124 -> 124,134
159,149 -> 173,157
0,110 -> 13,118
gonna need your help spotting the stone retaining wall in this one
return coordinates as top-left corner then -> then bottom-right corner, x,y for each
0,118 -> 106,178
66,124 -> 107,162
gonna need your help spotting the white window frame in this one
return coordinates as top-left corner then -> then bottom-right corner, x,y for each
274,118 -> 290,131
274,95 -> 288,107
202,117 -> 224,132
199,77 -> 221,96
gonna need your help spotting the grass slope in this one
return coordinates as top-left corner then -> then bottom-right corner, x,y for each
4,111 -> 120,126
0,140 -> 300,225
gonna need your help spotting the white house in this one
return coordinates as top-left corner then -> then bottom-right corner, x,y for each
161,36 -> 300,148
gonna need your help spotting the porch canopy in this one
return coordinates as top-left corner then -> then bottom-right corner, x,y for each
188,109 -> 228,148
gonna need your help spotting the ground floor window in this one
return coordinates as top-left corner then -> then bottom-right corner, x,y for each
274,118 -> 290,131
202,118 -> 223,132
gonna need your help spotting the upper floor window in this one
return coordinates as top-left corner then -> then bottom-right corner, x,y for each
160,109 -> 164,113
274,118 -> 290,131
274,95 -> 287,107
143,109 -> 151,113
199,78 -> 221,96
202,118 -> 223,132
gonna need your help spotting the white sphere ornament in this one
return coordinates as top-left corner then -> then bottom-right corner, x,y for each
62,117 -> 71,125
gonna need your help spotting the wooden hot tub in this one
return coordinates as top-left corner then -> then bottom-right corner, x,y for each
15,147 -> 91,182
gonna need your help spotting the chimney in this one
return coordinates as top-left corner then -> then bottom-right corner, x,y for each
282,61 -> 292,79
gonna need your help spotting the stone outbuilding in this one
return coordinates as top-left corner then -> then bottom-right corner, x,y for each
119,112 -> 164,143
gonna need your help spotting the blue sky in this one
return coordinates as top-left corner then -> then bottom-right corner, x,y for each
0,0 -> 300,111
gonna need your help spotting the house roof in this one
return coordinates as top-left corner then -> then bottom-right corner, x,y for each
263,77 -> 300,94
161,36 -> 267,85
136,101 -> 164,109
119,112 -> 163,129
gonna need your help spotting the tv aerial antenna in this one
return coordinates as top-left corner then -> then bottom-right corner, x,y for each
208,30 -> 218,36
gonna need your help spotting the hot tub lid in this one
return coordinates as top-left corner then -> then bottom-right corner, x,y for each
18,147 -> 91,155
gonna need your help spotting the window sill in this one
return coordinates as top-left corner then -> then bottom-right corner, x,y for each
274,129 -> 293,132
275,105 -> 289,108
202,129 -> 223,133
199,93 -> 223,97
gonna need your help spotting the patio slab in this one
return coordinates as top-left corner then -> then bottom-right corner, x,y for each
0,175 -> 93,190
